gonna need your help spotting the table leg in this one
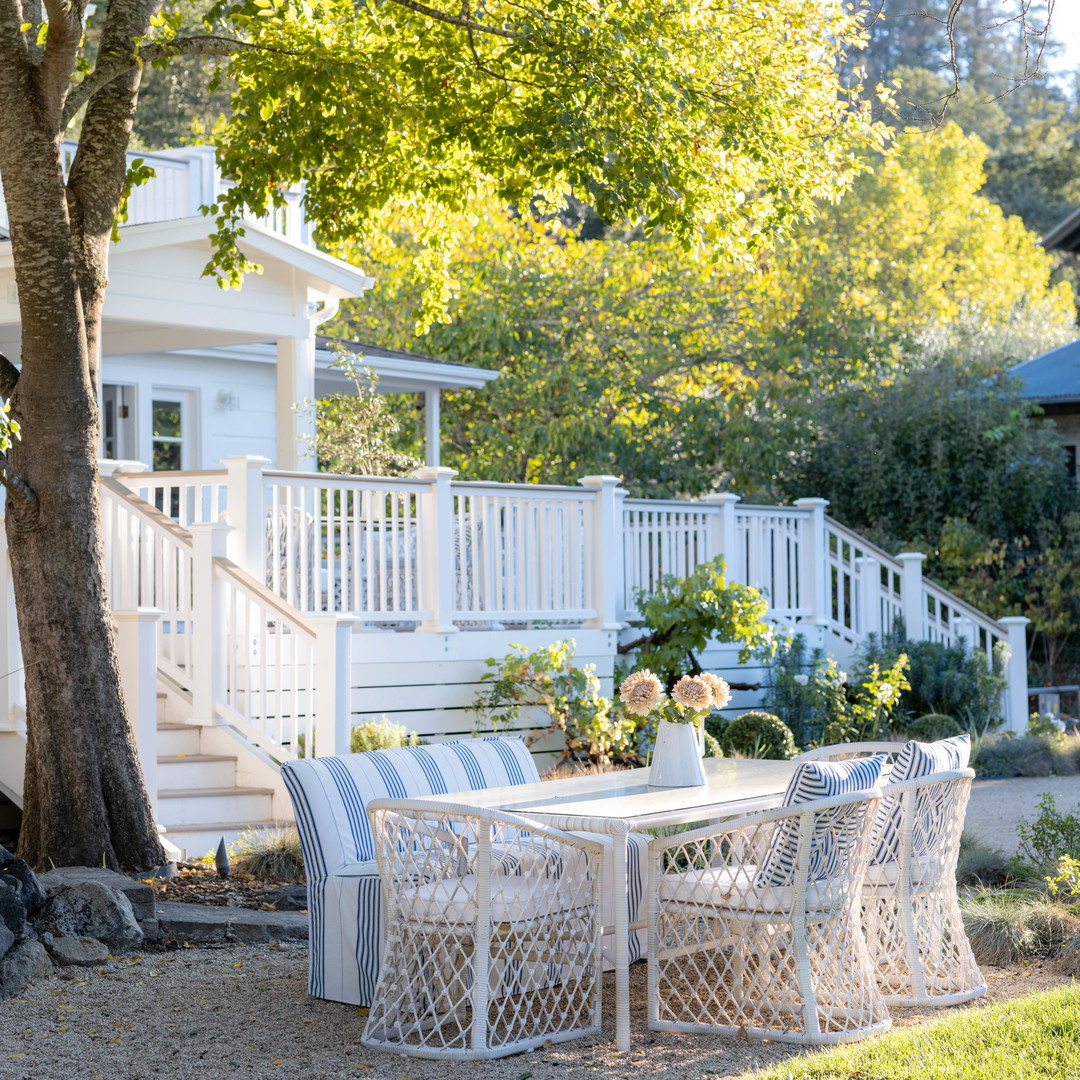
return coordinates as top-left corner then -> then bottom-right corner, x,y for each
612,822 -> 631,1053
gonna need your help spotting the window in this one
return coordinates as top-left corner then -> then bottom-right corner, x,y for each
1067,444 -> 1077,483
152,398 -> 185,471
101,384 -> 136,461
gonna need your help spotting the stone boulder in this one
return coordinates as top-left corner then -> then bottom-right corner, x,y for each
1,860 -> 46,916
38,867 -> 155,922
0,921 -> 13,961
259,884 -> 307,912
35,882 -> 143,950
0,880 -> 29,938
0,939 -> 52,996
43,934 -> 110,967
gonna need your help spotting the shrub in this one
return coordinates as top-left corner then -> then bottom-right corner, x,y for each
970,733 -> 1077,778
858,627 -> 1007,735
1016,793 -> 1080,865
958,890 -> 1078,966
230,827 -> 305,883
350,718 -> 420,753
904,713 -> 965,741
720,711 -> 797,760
474,639 -> 635,766
956,832 -> 1017,887
1057,927 -> 1080,975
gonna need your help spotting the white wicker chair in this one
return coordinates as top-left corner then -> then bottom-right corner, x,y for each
647,788 -> 890,1046
861,767 -> 984,1006
793,742 -> 909,764
363,799 -> 605,1061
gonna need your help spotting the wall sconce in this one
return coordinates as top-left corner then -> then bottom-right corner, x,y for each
218,389 -> 240,412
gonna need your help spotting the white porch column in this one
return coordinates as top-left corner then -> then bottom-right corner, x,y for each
415,466 -> 460,633
897,552 -> 926,639
1000,616 -> 1031,734
311,613 -> 358,756
579,475 -> 626,630
857,555 -> 880,640
701,492 -> 741,571
223,455 -> 271,578
114,608 -> 164,812
0,522 -> 21,733
189,522 -> 231,724
424,389 -> 441,468
277,332 -> 317,471
793,498 -> 829,637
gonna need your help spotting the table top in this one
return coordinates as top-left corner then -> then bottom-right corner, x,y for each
424,756 -> 798,830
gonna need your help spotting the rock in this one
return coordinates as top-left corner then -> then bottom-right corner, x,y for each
44,935 -> 110,967
3,860 -> 46,916
0,939 -> 52,996
259,884 -> 307,912
38,867 -> 155,922
154,902 -> 228,945
0,921 -> 14,960
35,882 -> 143,950
0,843 -> 13,867
138,918 -> 163,945
0,881 -> 28,937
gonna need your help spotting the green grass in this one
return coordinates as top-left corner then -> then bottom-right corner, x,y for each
751,984 -> 1080,1080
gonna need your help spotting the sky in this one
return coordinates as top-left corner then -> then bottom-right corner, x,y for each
1047,3 -> 1080,81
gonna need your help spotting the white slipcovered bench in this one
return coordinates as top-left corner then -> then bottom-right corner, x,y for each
282,736 -> 648,1006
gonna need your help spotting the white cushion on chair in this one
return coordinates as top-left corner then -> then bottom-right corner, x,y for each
661,865 -> 840,912
400,874 -> 589,924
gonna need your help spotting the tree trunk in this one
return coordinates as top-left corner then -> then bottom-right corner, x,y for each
0,18 -> 164,871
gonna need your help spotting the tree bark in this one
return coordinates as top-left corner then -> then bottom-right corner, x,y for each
0,0 -> 165,871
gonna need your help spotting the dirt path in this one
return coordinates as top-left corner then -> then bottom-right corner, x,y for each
964,775 -> 1080,854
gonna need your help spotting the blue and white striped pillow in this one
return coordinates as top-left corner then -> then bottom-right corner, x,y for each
756,755 -> 885,888
870,734 -> 970,865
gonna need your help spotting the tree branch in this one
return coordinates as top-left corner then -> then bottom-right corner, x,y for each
386,0 -> 523,39
0,450 -> 37,515
0,353 -> 19,401
36,0 -> 85,124
62,35 -> 255,128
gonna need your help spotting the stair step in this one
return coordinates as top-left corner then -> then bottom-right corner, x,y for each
157,754 -> 238,788
161,820 -> 288,862
156,723 -> 202,756
157,787 -> 275,827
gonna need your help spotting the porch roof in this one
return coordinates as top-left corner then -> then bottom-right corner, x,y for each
1012,338 -> 1080,405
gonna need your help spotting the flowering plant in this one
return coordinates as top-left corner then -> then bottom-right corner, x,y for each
618,669 -> 731,729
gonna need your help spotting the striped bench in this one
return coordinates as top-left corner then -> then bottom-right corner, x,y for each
282,736 -> 649,1007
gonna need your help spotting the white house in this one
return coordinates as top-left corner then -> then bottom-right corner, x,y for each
0,144 -> 1029,858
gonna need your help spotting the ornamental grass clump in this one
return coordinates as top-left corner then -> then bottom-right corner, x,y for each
230,827 -> 305,883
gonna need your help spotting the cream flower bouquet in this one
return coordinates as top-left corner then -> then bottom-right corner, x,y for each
618,669 -> 731,727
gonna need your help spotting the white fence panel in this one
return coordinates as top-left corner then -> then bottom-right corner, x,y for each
734,506 -> 808,624
452,483 -> 596,621
116,470 -> 229,528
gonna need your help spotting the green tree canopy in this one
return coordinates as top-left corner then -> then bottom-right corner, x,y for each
333,123 -> 1074,497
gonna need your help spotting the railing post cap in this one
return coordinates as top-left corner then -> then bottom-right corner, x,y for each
112,608 -> 166,621
412,466 -> 458,481
222,454 -> 272,466
999,615 -> 1031,627
701,492 -> 741,505
578,474 -> 623,488
896,551 -> 926,564
187,521 -> 233,535
309,612 -> 361,627
792,497 -> 830,510
99,458 -> 149,475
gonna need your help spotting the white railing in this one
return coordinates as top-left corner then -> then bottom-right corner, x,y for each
101,479 -> 195,688
453,482 -> 596,622
734,505 -> 809,624
0,143 -> 311,245
101,478 -> 352,761
622,500 -> 718,614
262,470 -> 429,621
115,469 -> 229,529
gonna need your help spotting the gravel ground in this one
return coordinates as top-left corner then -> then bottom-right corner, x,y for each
964,775 -> 1080,854
0,943 -> 1069,1080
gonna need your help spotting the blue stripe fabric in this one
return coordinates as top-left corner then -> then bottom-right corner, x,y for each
280,736 -> 540,1006
871,735 -> 970,865
756,755 -> 885,888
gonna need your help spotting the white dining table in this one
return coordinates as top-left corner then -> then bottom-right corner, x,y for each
414,755 -> 799,1052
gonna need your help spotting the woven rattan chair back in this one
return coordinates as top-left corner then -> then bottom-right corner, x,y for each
362,799 -> 605,1060
647,788 -> 890,1046
862,767 -> 984,1006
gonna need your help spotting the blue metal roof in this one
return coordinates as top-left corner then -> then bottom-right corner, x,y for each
1012,338 -> 1080,404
